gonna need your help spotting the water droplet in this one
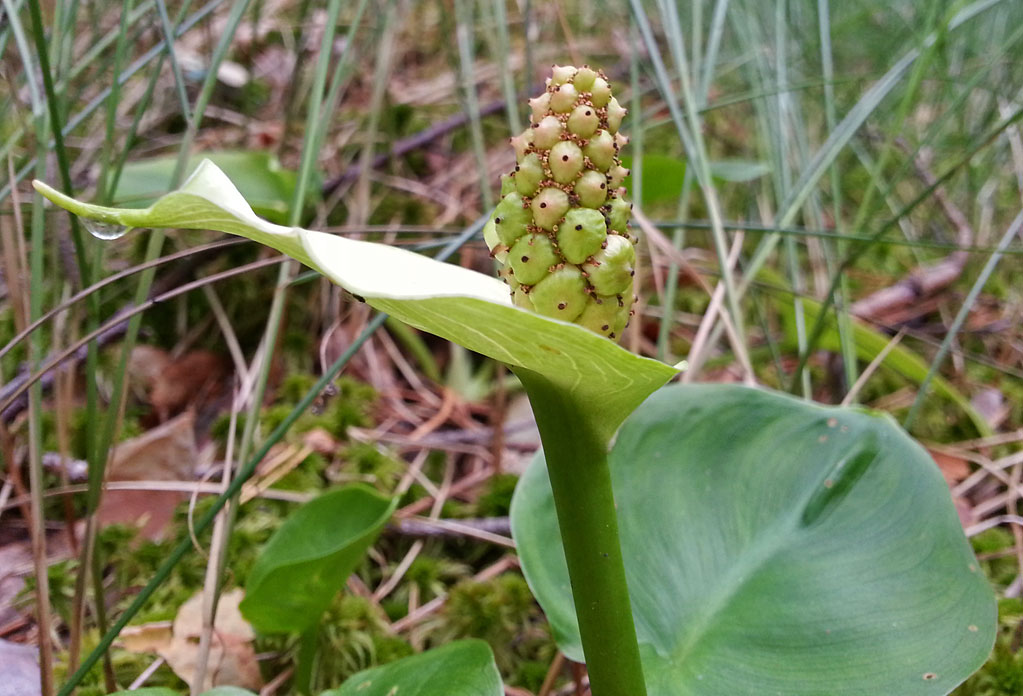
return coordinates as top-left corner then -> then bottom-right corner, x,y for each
83,219 -> 130,240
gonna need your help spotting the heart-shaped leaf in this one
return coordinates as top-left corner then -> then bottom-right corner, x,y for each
240,484 -> 396,634
322,640 -> 502,696
34,162 -> 676,442
511,383 -> 995,695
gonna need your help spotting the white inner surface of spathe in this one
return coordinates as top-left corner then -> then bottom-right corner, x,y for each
303,232 -> 511,304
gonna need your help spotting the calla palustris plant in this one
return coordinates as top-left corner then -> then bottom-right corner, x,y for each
34,65 -> 995,696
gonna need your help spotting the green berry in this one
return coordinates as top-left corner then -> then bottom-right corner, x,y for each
590,77 -> 611,107
533,115 -> 563,149
573,66 -> 597,92
493,192 -> 531,246
512,285 -> 532,310
557,208 -> 606,264
606,96 -> 627,134
608,164 -> 630,189
500,174 -> 516,196
529,266 -> 588,321
531,187 -> 570,230
510,233 -> 560,285
583,234 -> 634,295
608,197 -> 631,233
529,93 -> 551,122
549,141 -> 584,184
574,170 -> 607,208
584,130 -> 615,171
511,130 -> 532,160
515,153 -> 544,196
550,64 -> 576,86
567,104 -> 599,138
550,83 -> 579,113
575,294 -> 623,338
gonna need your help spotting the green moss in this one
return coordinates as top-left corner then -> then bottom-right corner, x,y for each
474,473 -> 519,518
971,528 -> 1020,587
436,574 -> 556,685
405,555 -> 443,593
209,375 -> 377,445
339,442 -> 404,491
272,451 -> 328,492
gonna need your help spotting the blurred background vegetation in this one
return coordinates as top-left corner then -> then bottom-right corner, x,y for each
1,0 -> 1022,694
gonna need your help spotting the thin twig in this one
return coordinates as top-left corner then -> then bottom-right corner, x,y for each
841,328 -> 906,406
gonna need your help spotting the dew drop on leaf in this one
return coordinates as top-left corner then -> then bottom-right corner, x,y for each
83,219 -> 130,240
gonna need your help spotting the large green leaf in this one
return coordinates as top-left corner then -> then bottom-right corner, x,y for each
112,150 -> 308,224
322,640 -> 502,696
240,484 -> 396,634
34,161 -> 677,442
511,383 -> 995,695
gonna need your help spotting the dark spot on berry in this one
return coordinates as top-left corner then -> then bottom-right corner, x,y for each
557,302 -> 567,310
608,332 -> 616,339
630,270 -> 635,276
601,324 -> 609,331
562,155 -> 569,161
521,256 -> 529,262
540,202 -> 547,208
575,224 -> 582,230
586,110 -> 591,115
600,183 -> 606,189
495,217 -> 502,224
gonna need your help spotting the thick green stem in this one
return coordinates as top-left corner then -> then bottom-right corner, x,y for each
515,369 -> 647,696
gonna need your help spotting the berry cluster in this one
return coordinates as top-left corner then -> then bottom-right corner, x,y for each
483,64 -> 636,341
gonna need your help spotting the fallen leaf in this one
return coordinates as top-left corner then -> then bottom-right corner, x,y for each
121,589 -> 262,692
118,621 -> 173,653
150,350 -> 227,422
97,412 -> 196,540
928,448 -> 972,486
